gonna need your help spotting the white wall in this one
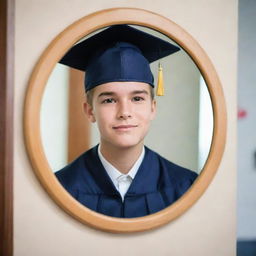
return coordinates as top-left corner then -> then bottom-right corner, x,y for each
14,1 -> 237,255
145,44 -> 201,172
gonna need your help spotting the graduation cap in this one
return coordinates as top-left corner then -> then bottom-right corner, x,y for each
59,24 -> 180,96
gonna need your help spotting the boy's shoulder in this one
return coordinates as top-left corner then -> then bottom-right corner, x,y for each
145,146 -> 198,184
54,147 -> 97,193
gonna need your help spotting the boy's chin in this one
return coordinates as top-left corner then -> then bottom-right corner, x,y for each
104,139 -> 144,150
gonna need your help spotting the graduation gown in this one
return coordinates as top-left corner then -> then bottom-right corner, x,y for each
55,145 -> 198,218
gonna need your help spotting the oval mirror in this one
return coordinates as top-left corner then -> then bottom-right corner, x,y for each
24,8 -> 226,232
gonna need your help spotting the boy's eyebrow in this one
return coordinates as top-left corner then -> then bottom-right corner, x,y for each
98,91 -> 115,98
97,89 -> 149,98
131,90 -> 149,95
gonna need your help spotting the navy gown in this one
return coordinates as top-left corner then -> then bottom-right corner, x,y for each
55,145 -> 198,218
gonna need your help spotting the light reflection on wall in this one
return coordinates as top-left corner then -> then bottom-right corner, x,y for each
40,64 -> 69,171
198,76 -> 213,170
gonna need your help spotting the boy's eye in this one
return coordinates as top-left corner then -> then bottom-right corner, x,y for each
132,96 -> 144,102
102,98 -> 116,104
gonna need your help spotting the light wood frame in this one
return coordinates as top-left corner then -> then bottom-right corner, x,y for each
24,8 -> 227,233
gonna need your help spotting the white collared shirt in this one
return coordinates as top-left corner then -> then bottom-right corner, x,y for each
98,145 -> 145,201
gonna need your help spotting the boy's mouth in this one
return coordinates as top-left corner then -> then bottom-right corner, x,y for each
112,125 -> 138,130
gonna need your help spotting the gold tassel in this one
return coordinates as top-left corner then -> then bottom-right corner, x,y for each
156,62 -> 164,96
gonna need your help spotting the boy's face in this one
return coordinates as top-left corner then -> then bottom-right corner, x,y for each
84,81 -> 156,150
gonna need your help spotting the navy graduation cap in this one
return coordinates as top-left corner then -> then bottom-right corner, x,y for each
59,24 -> 180,95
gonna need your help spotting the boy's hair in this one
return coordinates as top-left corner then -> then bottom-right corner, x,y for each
86,85 -> 155,106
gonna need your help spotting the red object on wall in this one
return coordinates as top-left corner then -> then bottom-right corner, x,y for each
238,108 -> 247,119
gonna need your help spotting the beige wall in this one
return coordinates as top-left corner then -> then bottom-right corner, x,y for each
14,0 -> 237,255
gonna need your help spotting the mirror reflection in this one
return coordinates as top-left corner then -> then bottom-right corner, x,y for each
40,25 -> 213,218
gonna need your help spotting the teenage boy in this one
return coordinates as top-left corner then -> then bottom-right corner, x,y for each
55,25 -> 198,218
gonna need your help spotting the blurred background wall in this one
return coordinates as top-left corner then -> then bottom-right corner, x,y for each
237,0 -> 256,255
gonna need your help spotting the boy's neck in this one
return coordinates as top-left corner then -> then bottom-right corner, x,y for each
99,142 -> 144,174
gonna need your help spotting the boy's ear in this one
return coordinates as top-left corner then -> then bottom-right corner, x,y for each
150,99 -> 157,120
83,102 -> 96,123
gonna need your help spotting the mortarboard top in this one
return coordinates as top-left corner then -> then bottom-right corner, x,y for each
59,24 -> 180,92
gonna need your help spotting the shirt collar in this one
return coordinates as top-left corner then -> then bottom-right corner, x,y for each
98,145 -> 145,187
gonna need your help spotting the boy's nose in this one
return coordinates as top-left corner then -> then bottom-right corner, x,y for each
117,102 -> 132,119
118,112 -> 132,119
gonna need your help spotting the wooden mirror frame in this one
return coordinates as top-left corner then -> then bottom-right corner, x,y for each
24,8 -> 226,233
